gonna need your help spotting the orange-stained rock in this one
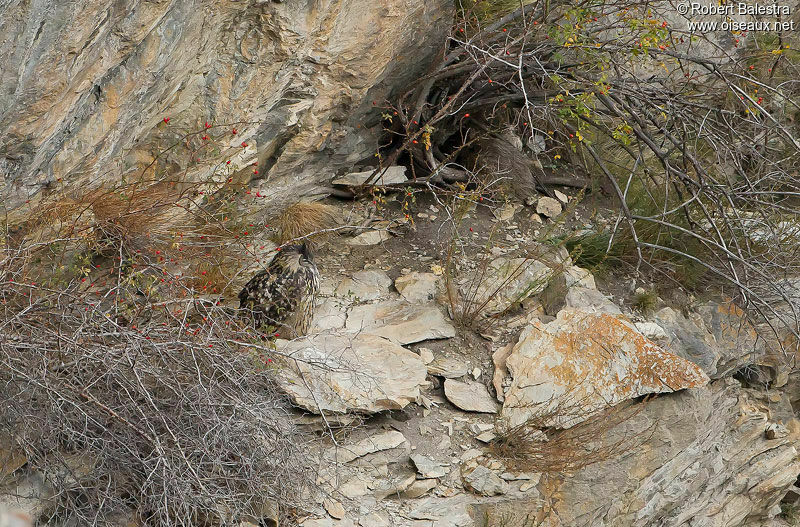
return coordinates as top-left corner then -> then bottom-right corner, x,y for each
501,309 -> 710,428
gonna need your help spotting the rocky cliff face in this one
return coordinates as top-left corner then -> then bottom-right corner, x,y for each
0,0 -> 450,213
2,2 -> 800,527
479,378 -> 800,527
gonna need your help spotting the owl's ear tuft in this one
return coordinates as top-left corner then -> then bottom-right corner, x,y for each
299,242 -> 313,261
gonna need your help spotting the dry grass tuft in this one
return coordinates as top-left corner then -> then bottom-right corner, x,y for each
273,202 -> 343,247
490,393 -> 653,476
632,289 -> 659,315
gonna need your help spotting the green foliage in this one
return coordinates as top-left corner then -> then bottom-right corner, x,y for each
782,502 -> 800,525
561,232 -> 622,276
632,289 -> 658,315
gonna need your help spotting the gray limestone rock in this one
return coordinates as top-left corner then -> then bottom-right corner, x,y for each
276,333 -> 427,414
443,380 -> 499,414
463,465 -> 507,496
410,454 -> 450,479
1,0 -> 450,214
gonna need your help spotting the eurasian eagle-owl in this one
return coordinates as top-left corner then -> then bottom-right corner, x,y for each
238,243 -> 320,337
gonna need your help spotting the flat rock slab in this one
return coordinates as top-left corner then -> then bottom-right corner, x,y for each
372,473 -> 416,500
325,430 -> 407,464
428,356 -> 470,379
346,230 -> 392,246
333,166 -> 408,186
302,518 -> 354,527
407,495 -> 474,525
536,197 -> 562,218
311,298 -> 350,332
492,202 -> 518,221
334,270 -> 393,302
359,512 -> 389,527
540,267 -> 608,316
397,478 -> 438,499
276,332 -> 428,414
410,454 -> 450,479
463,465 -> 507,496
444,379 -> 499,413
323,498 -> 346,519
345,300 -> 455,345
502,309 -> 710,428
564,286 -> 622,315
394,272 -> 439,303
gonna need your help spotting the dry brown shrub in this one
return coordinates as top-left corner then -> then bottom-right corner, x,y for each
490,392 -> 654,476
0,264 -> 316,527
0,170 -> 320,525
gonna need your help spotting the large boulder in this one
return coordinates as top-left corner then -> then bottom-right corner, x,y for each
275,332 -> 428,414
499,309 -> 710,428
653,301 -> 765,378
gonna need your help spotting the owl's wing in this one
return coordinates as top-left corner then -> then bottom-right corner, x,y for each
239,268 -> 270,306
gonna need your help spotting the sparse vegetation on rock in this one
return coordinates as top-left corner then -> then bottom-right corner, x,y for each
2,0 -> 800,526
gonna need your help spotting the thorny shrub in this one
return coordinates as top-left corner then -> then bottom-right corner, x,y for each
0,120 -> 321,526
373,0 -> 800,358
